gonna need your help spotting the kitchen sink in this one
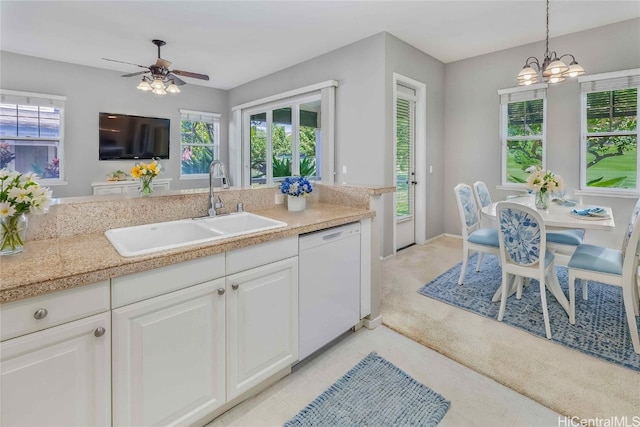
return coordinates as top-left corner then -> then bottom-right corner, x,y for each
105,212 -> 287,257
195,212 -> 287,235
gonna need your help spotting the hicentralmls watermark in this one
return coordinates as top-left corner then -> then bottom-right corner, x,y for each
558,416 -> 640,427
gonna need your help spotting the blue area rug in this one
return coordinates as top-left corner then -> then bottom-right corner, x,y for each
284,352 -> 450,427
418,254 -> 640,371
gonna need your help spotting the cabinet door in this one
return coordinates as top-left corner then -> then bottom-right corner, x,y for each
112,279 -> 226,427
226,257 -> 298,400
94,185 -> 124,195
1,312 -> 111,427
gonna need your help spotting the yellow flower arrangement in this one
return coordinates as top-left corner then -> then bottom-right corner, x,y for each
131,160 -> 160,179
131,161 -> 161,195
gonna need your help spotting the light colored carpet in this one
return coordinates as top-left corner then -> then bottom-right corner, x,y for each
380,236 -> 640,420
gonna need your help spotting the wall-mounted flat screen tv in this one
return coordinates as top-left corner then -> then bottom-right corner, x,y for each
99,112 -> 170,160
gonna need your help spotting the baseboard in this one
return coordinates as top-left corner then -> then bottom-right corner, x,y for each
444,233 -> 462,240
363,315 -> 383,329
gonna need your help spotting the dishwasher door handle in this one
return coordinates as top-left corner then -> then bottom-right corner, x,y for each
322,231 -> 343,241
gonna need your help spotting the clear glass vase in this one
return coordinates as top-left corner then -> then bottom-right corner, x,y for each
139,175 -> 154,196
535,190 -> 550,210
0,213 -> 28,256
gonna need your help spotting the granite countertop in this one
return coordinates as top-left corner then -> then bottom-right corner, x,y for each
0,203 -> 374,304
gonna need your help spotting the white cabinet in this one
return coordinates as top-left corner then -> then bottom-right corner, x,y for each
226,257 -> 298,400
92,178 -> 171,195
112,279 -> 226,427
1,312 -> 111,427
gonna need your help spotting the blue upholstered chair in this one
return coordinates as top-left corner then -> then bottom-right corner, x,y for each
496,202 -> 568,339
567,198 -> 640,354
453,183 -> 500,285
546,228 -> 585,266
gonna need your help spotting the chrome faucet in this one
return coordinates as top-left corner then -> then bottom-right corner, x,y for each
208,160 -> 229,217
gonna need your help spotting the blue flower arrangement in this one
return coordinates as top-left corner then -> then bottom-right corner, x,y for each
280,176 -> 313,197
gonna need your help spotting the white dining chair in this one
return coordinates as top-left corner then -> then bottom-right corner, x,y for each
496,202 -> 567,339
567,198 -> 640,354
453,183 -> 500,285
473,181 -> 497,230
472,181 -> 492,209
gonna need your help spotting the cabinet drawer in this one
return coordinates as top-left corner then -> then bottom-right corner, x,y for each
111,253 -> 225,308
226,236 -> 298,275
1,281 -> 110,341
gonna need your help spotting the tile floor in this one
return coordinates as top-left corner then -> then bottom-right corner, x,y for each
206,325 -> 560,427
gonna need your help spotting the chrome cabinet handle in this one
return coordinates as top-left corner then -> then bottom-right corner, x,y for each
231,283 -> 239,291
33,308 -> 48,320
94,327 -> 106,337
218,288 -> 225,295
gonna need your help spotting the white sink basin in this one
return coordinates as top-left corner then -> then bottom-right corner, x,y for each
105,212 -> 287,257
195,212 -> 287,235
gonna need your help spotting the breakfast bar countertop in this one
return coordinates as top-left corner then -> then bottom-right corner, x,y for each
0,203 -> 374,304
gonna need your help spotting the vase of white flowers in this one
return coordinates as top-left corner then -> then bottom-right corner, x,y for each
0,169 -> 52,255
281,176 -> 313,212
526,167 -> 563,210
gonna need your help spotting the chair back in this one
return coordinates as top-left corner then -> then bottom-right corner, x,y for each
473,181 -> 492,208
621,198 -> 640,278
453,183 -> 481,239
496,202 -> 546,268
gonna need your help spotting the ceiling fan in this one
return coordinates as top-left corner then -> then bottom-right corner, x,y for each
103,39 -> 209,95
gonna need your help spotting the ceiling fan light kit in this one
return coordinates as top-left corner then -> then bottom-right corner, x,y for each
516,0 -> 585,86
104,39 -> 209,96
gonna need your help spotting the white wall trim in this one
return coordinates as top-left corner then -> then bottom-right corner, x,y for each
0,88 -> 67,101
497,83 -> 548,95
231,80 -> 338,111
578,68 -> 640,83
363,315 -> 382,330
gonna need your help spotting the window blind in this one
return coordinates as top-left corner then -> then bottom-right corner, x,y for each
499,86 -> 547,104
580,74 -> 640,93
0,90 -> 66,109
179,109 -> 220,124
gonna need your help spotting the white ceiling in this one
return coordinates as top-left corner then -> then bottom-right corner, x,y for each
1,1 -> 639,90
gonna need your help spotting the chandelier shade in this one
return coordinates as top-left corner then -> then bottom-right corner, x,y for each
516,0 -> 585,86
136,75 -> 181,95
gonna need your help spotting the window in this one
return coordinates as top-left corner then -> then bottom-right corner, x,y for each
179,109 -> 220,178
246,98 -> 320,185
0,90 -> 65,183
396,84 -> 415,220
579,70 -> 640,193
499,85 -> 547,186
233,81 -> 336,187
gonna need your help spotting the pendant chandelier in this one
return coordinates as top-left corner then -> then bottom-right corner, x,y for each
516,0 -> 585,86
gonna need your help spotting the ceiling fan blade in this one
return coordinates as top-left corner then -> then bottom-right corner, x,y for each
102,58 -> 148,69
155,58 -> 171,69
172,70 -> 210,81
166,74 -> 186,86
121,70 -> 149,78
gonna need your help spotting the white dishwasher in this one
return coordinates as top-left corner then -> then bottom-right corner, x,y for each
298,222 -> 361,361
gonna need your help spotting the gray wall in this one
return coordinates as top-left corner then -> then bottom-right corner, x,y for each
229,33 -> 387,187
0,51 -> 227,197
444,18 -> 640,247
229,32 -> 447,256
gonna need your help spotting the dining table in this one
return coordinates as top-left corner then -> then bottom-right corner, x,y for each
480,194 -> 616,312
481,194 -> 616,231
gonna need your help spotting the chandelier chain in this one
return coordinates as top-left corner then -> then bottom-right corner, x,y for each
545,0 -> 550,57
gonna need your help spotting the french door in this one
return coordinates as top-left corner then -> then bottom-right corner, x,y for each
395,84 -> 417,250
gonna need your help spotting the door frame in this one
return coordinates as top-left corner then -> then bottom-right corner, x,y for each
392,73 -> 427,254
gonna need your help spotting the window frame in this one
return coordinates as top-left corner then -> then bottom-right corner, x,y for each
231,80 -> 337,187
498,84 -> 548,188
178,109 -> 221,180
578,69 -> 640,196
0,89 -> 66,185
242,94 -> 320,186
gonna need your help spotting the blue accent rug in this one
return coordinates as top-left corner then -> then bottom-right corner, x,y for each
284,352 -> 450,427
418,254 -> 640,371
